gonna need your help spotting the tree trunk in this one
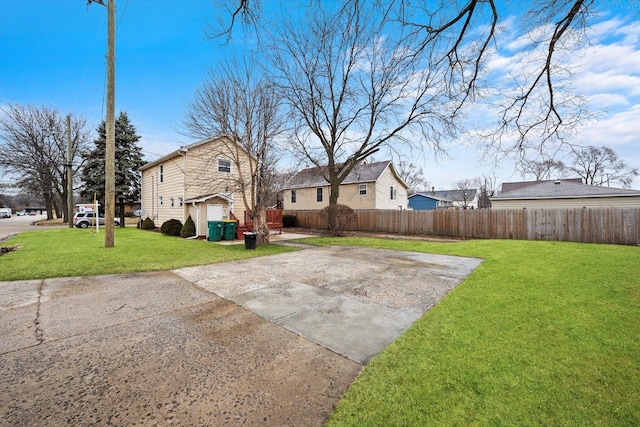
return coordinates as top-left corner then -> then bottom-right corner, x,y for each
118,197 -> 126,227
327,180 -> 340,231
253,206 -> 270,245
44,194 -> 54,220
58,189 -> 69,223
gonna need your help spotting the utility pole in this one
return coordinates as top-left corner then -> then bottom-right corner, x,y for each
66,115 -> 73,229
104,0 -> 116,248
90,0 -> 116,247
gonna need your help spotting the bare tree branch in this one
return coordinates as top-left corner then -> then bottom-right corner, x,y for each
269,1 -> 460,210
569,146 -> 639,187
182,58 -> 285,244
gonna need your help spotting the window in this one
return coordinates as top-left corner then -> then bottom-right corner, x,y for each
218,158 -> 231,173
359,184 -> 367,195
158,164 -> 163,183
390,186 -> 397,200
291,189 -> 297,203
159,196 -> 164,206
177,197 -> 183,207
170,198 -> 174,207
316,187 -> 323,202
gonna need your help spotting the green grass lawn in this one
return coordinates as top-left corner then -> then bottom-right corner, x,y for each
297,237 -> 640,426
0,227 -> 294,281
3,229 -> 639,424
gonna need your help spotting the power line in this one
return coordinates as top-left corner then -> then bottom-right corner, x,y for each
116,0 -> 131,30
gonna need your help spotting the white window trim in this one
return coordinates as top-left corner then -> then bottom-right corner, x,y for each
390,186 -> 397,200
291,189 -> 297,203
158,164 -> 163,183
159,196 -> 164,206
316,187 -> 323,203
359,184 -> 367,195
218,158 -> 232,173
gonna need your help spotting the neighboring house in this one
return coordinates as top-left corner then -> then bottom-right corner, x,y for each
139,136 -> 252,237
500,178 -> 583,193
409,188 -> 478,210
491,180 -> 640,209
283,160 -> 409,211
407,193 -> 450,210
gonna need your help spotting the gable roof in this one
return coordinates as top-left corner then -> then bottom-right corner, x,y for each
287,161 -> 409,189
184,193 -> 234,204
492,180 -> 640,200
411,189 -> 477,203
500,178 -> 583,193
408,193 -> 451,202
139,135 -> 254,171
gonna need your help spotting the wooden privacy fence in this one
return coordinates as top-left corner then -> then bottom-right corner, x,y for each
286,208 -> 640,246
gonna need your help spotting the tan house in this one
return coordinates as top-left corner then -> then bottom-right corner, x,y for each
139,136 -> 253,237
491,180 -> 640,209
283,160 -> 409,211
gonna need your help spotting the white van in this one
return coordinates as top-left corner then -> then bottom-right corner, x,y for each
0,207 -> 12,218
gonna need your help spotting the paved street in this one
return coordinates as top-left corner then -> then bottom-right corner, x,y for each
0,213 -> 49,242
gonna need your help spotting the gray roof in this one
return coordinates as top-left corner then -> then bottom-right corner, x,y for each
408,193 -> 450,202
501,178 -> 583,193
412,189 -> 477,203
492,180 -> 640,200
288,161 -> 407,189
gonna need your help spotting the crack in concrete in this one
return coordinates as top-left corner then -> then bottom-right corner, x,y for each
34,280 -> 44,345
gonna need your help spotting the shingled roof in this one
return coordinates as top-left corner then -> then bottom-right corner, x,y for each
288,161 -> 408,189
492,180 -> 640,199
500,178 -> 583,193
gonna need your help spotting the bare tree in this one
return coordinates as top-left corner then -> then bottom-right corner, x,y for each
0,104 -> 90,221
268,1 -> 463,231
219,0 -> 598,155
475,174 -> 499,209
396,161 -> 430,195
568,146 -> 638,187
453,178 -> 477,209
520,158 -> 567,181
182,59 -> 285,245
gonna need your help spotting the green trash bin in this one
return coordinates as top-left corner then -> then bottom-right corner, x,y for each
222,220 -> 237,240
207,221 -> 223,241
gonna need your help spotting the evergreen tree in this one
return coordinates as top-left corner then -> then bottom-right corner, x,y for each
81,112 -> 145,220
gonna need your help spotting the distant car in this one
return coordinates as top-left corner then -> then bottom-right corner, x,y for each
73,212 -> 121,228
16,210 -> 27,216
29,211 -> 37,216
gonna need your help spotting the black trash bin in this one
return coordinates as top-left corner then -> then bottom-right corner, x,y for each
243,232 -> 257,250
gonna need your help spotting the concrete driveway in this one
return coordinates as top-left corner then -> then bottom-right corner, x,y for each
0,244 -> 482,425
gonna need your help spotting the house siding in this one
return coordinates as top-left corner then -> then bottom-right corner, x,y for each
283,185 -> 331,210
140,137 -> 251,236
408,194 -> 438,210
492,195 -> 640,210
374,167 -> 408,210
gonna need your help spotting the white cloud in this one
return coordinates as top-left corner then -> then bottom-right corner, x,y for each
577,71 -> 640,97
576,104 -> 640,147
586,93 -> 629,108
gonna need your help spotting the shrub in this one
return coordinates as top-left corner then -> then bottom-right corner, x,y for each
283,214 -> 297,227
140,217 -> 155,230
180,215 -> 196,238
160,219 -> 183,236
319,204 -> 357,236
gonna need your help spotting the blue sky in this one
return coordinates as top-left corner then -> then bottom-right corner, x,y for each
1,0 -> 639,189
